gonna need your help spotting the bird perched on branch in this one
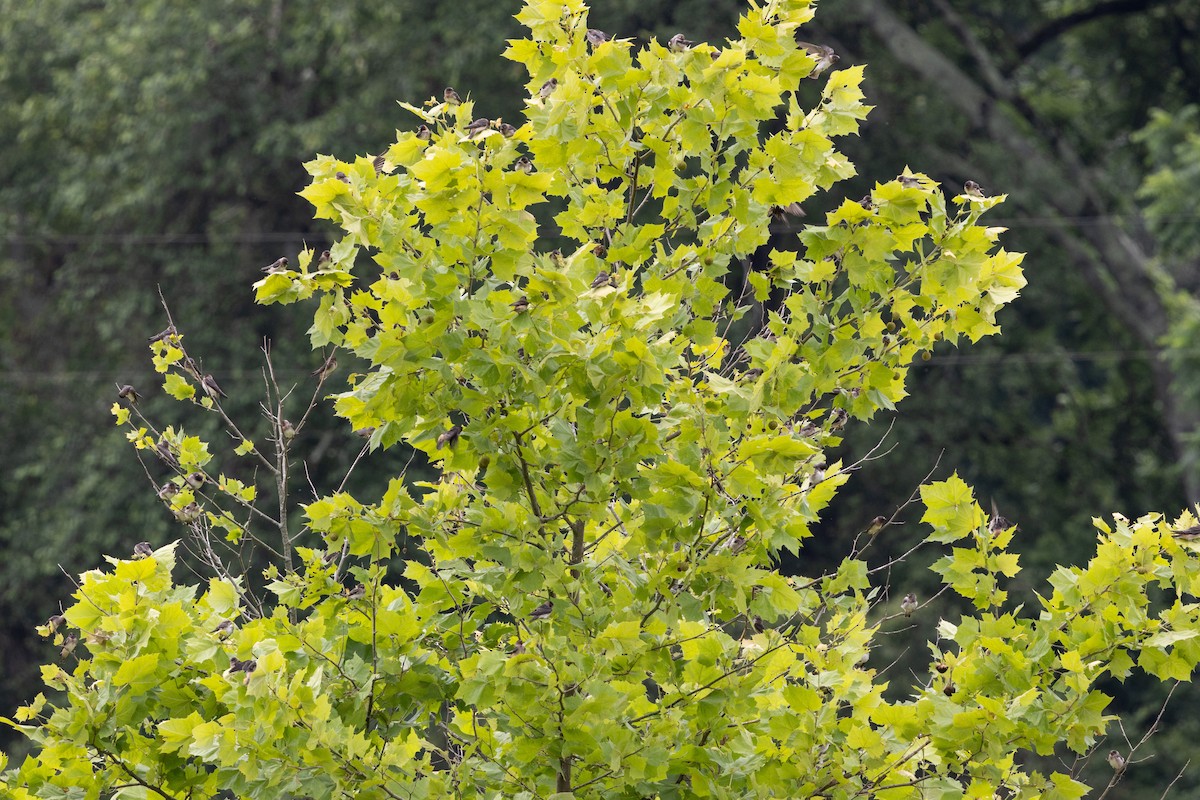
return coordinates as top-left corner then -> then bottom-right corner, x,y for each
117,384 -> 140,404
201,374 -> 226,399
444,87 -> 461,105
668,34 -> 694,52
529,600 -> 553,621
133,541 -> 153,559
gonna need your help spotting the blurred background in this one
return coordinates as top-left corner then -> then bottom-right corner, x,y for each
1,0 -> 1197,794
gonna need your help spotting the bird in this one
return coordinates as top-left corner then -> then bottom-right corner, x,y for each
316,250 -> 331,268
184,471 -> 207,490
372,154 -> 386,175
538,78 -> 558,99
154,440 -> 178,468
668,34 -> 694,52
466,117 -> 490,137
262,257 -> 288,274
201,374 -> 227,399
1107,749 -> 1126,775
175,502 -> 202,523
229,656 -> 257,673
769,202 -> 806,223
529,600 -> 553,621
512,296 -> 530,313
988,500 -> 1014,535
117,384 -> 141,404
47,614 -> 65,634
60,632 -> 78,659
156,482 -> 178,501
829,408 -> 848,429
354,426 -> 376,439
858,195 -> 875,210
335,171 -> 350,183
437,425 -> 462,449
444,86 -> 461,105
342,584 -> 366,601
591,271 -> 612,290
212,620 -> 235,639
148,325 -> 178,344
416,124 -> 432,140
798,41 -> 839,77
1172,524 -> 1200,540
182,357 -> 202,380
133,541 -> 154,559
498,122 -> 517,138
586,28 -> 608,46
898,174 -> 923,188
281,419 -> 296,442
514,156 -> 536,174
964,180 -> 984,197
312,352 -> 338,381
509,640 -> 527,656
901,592 -> 918,617
867,515 -> 887,536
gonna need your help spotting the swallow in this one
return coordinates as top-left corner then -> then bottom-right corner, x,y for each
354,426 -> 376,439
514,156 -> 535,174
466,118 -> 490,137
512,296 -> 530,313
1107,750 -> 1126,775
316,250 -> 331,267
964,180 -> 984,197
901,592 -> 917,617
668,34 -> 694,52
335,171 -> 350,183
1172,524 -> 1200,540
416,124 -> 432,140
987,500 -> 1013,535
898,174 -> 923,188
372,154 -> 386,175
858,195 -> 875,210
866,515 -> 887,536
829,408 -> 848,429
538,78 -> 558,99
437,425 -> 462,449
798,41 -> 839,77
342,584 -> 366,601
444,87 -> 461,105
498,122 -> 517,138
182,357 -> 203,380
591,271 -> 611,290
591,242 -> 608,259
312,352 -> 338,381
769,202 -> 806,222
212,620 -> 235,638
47,614 -> 65,634
60,632 -> 78,659
509,640 -> 526,655
281,419 -> 296,441
148,325 -> 178,344
155,440 -> 178,468
529,600 -> 553,621
586,28 -> 608,46
117,384 -> 141,404
262,257 -> 288,274
185,471 -> 207,490
743,368 -> 763,380
201,374 -> 227,399
229,656 -> 257,673
175,502 -> 202,523
133,541 -> 154,559
157,481 -> 178,500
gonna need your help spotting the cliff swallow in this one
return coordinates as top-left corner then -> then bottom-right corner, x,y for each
416,124 -> 432,140
514,156 -> 535,174
372,154 -> 386,175
133,541 -> 154,558
262,257 -> 288,274
184,471 -> 206,490
60,633 -> 78,659
201,374 -> 226,399
312,352 -> 338,381
538,78 -> 558,99
148,325 -> 178,344
668,34 -> 694,52
466,117 -> 490,137
798,41 -> 838,77
117,384 -> 141,404
444,87 -> 461,105
529,600 -> 553,621
901,592 -> 917,617
498,122 -> 517,137
586,29 -> 608,46
964,180 -> 984,197
1107,750 -> 1126,775
437,425 -> 462,449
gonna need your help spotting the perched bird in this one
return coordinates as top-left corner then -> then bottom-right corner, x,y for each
988,500 -> 1013,535
262,257 -> 288,274
498,122 -> 517,138
798,41 -> 839,77
858,195 -> 875,210
229,656 -> 257,674
212,620 -> 235,639
668,33 -> 694,52
901,592 -> 918,617
372,154 -> 386,175
591,241 -> 608,259
416,124 -> 432,140
586,28 -> 608,46
312,352 -> 338,381
437,425 -> 462,449
591,271 -> 612,290
514,156 -> 536,174
509,640 -> 526,656
829,408 -> 848,429
512,296 -> 530,313
964,180 -> 984,198
281,419 -> 296,442
117,384 -> 141,404
175,502 -> 202,523
47,614 -> 65,634
342,584 -> 366,601
898,174 -> 923,188
155,440 -> 178,468
185,471 -> 207,490
1172,524 -> 1200,540
316,250 -> 331,268
444,86 -> 461,105
538,78 -> 558,99
133,541 -> 154,559
529,600 -> 553,621
1107,749 -> 1126,775
148,325 -> 178,344
867,515 -> 887,536
201,374 -> 227,399
742,368 -> 763,380
354,426 -> 377,440
157,481 -> 178,500
466,117 -> 491,137
60,632 -> 78,659
182,357 -> 203,380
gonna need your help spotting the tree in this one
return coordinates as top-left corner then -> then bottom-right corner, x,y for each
8,0 -> 1198,797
